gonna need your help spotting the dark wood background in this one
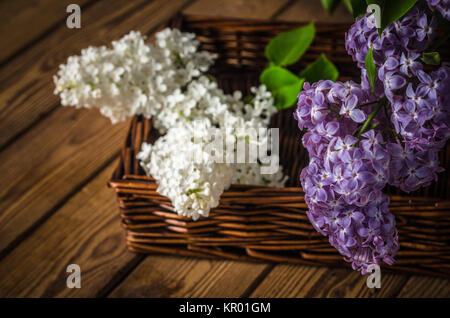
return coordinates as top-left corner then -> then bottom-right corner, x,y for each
0,0 -> 448,297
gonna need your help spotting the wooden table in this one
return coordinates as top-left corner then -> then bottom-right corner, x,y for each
0,0 -> 448,298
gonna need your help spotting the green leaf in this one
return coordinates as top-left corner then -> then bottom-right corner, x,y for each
365,47 -> 376,94
366,0 -> 418,32
299,54 -> 339,83
260,66 -> 302,91
421,52 -> 440,65
274,79 -> 305,110
321,0 -> 341,15
265,23 -> 315,66
343,0 -> 367,18
259,66 -> 304,110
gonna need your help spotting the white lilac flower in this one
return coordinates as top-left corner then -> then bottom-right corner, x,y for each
54,29 -> 216,124
138,119 -> 287,220
138,119 -> 235,220
138,78 -> 287,219
55,28 -> 287,219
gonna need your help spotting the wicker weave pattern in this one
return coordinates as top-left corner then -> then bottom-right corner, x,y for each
109,15 -> 450,278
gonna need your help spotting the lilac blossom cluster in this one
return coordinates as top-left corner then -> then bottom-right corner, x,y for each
295,0 -> 449,273
387,65 -> 450,191
295,81 -> 399,273
427,0 -> 450,19
346,0 -> 450,192
346,4 -> 438,70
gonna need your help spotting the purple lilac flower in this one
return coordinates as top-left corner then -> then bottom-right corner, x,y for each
296,1 -> 449,274
388,65 -> 450,151
346,1 -> 449,191
345,5 -> 437,70
399,52 -> 422,76
426,0 -> 450,20
339,95 -> 366,122
383,71 -> 407,102
387,143 -> 445,192
295,80 -> 399,273
416,13 -> 435,42
302,155 -> 399,274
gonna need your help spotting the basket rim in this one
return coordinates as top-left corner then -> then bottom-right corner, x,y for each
109,172 -> 450,204
171,13 -> 354,28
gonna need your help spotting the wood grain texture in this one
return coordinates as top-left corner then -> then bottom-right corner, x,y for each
0,0 -> 92,64
0,107 -> 129,255
0,0 -> 191,149
250,265 -> 329,297
250,265 -> 412,297
0,162 -> 142,297
183,0 -> 291,19
109,256 -> 269,297
396,276 -> 450,298
277,0 -> 353,23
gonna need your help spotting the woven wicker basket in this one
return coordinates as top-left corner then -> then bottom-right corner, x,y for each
109,15 -> 450,278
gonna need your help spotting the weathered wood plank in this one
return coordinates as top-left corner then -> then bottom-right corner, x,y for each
0,162 -> 143,297
276,0 -> 353,23
0,107 -> 129,255
396,276 -> 450,297
0,0 -> 191,149
0,0 -> 92,64
250,265 -> 328,297
354,272 -> 409,297
250,264 -> 410,297
183,0 -> 291,19
109,257 -> 269,297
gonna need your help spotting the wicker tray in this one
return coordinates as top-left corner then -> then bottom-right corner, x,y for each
109,15 -> 450,278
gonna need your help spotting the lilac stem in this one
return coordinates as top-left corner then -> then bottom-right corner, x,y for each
355,98 -> 386,140
357,99 -> 380,108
